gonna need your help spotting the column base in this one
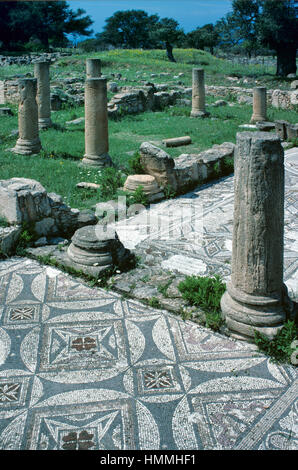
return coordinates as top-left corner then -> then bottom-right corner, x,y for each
38,117 -> 53,129
11,138 -> 42,155
250,115 -> 267,123
220,282 -> 288,342
67,242 -> 113,268
190,109 -> 210,118
81,153 -> 113,168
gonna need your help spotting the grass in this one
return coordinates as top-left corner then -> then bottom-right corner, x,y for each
0,49 -> 297,213
147,297 -> 162,309
1,48 -> 296,89
157,278 -> 174,298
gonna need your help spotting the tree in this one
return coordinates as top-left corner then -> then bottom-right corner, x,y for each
257,0 -> 298,75
215,13 -> 242,51
0,1 -> 93,51
0,2 -> 32,50
186,24 -> 219,54
151,18 -> 184,62
98,10 -> 159,49
98,11 -> 184,62
222,0 -> 298,75
227,0 -> 260,58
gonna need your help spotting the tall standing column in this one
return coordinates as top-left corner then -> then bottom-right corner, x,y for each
34,61 -> 52,129
86,58 -> 102,78
221,132 -> 288,342
250,87 -> 267,122
190,68 -> 210,118
12,78 -> 42,155
82,78 -> 112,167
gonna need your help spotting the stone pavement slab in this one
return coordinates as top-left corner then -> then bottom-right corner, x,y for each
0,257 -> 297,450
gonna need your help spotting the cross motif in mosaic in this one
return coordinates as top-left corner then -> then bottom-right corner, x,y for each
61,430 -> 95,450
3,303 -> 41,326
0,382 -> 21,403
71,336 -> 97,352
143,369 -> 174,390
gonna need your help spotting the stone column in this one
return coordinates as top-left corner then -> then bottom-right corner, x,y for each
82,78 -> 112,167
190,68 -> 209,118
34,61 -> 52,129
12,78 -> 42,155
86,58 -> 102,78
221,132 -> 288,342
250,87 -> 267,122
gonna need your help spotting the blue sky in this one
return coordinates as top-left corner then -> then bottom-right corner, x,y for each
67,0 -> 233,35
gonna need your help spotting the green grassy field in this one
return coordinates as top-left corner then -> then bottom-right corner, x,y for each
0,49 -> 297,211
1,48 -> 296,90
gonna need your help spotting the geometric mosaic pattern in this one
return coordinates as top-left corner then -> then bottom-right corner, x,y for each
0,258 -> 297,450
115,148 -> 298,298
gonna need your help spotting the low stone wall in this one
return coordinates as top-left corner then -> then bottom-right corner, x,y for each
272,89 -> 298,109
0,178 -> 97,249
1,74 -> 297,112
0,79 -> 19,104
107,86 -> 183,118
0,225 -> 22,256
140,141 -> 235,194
0,78 -> 84,107
0,52 -> 71,67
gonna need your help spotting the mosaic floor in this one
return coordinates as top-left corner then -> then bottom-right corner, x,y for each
115,147 -> 298,298
0,148 -> 297,450
0,257 -> 297,450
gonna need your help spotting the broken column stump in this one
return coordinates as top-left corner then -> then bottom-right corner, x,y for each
11,78 -> 42,155
190,68 -> 210,118
81,78 -> 112,168
250,87 -> 267,123
67,225 -> 132,277
86,58 -> 102,78
123,174 -> 164,203
34,61 -> 52,129
221,131 -> 290,342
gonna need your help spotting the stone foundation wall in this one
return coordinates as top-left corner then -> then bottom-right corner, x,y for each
140,141 -> 235,195
0,79 -> 19,104
1,76 -> 297,111
272,89 -> 298,109
0,178 -> 97,243
0,225 -> 22,256
0,52 -> 71,67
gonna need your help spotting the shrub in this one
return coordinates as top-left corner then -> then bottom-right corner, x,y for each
128,151 -> 145,174
148,297 -> 161,308
0,217 -> 9,228
15,221 -> 38,255
128,185 -> 148,206
254,320 -> 298,364
164,184 -> 177,199
178,274 -> 226,331
99,167 -> 126,200
221,156 -> 234,175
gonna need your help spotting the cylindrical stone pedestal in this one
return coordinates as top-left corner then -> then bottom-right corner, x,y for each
250,87 -> 267,123
221,132 -> 288,342
190,68 -> 210,118
123,174 -> 164,203
82,78 -> 112,168
86,58 -> 102,78
34,61 -> 52,129
67,225 -> 132,276
12,78 -> 42,155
